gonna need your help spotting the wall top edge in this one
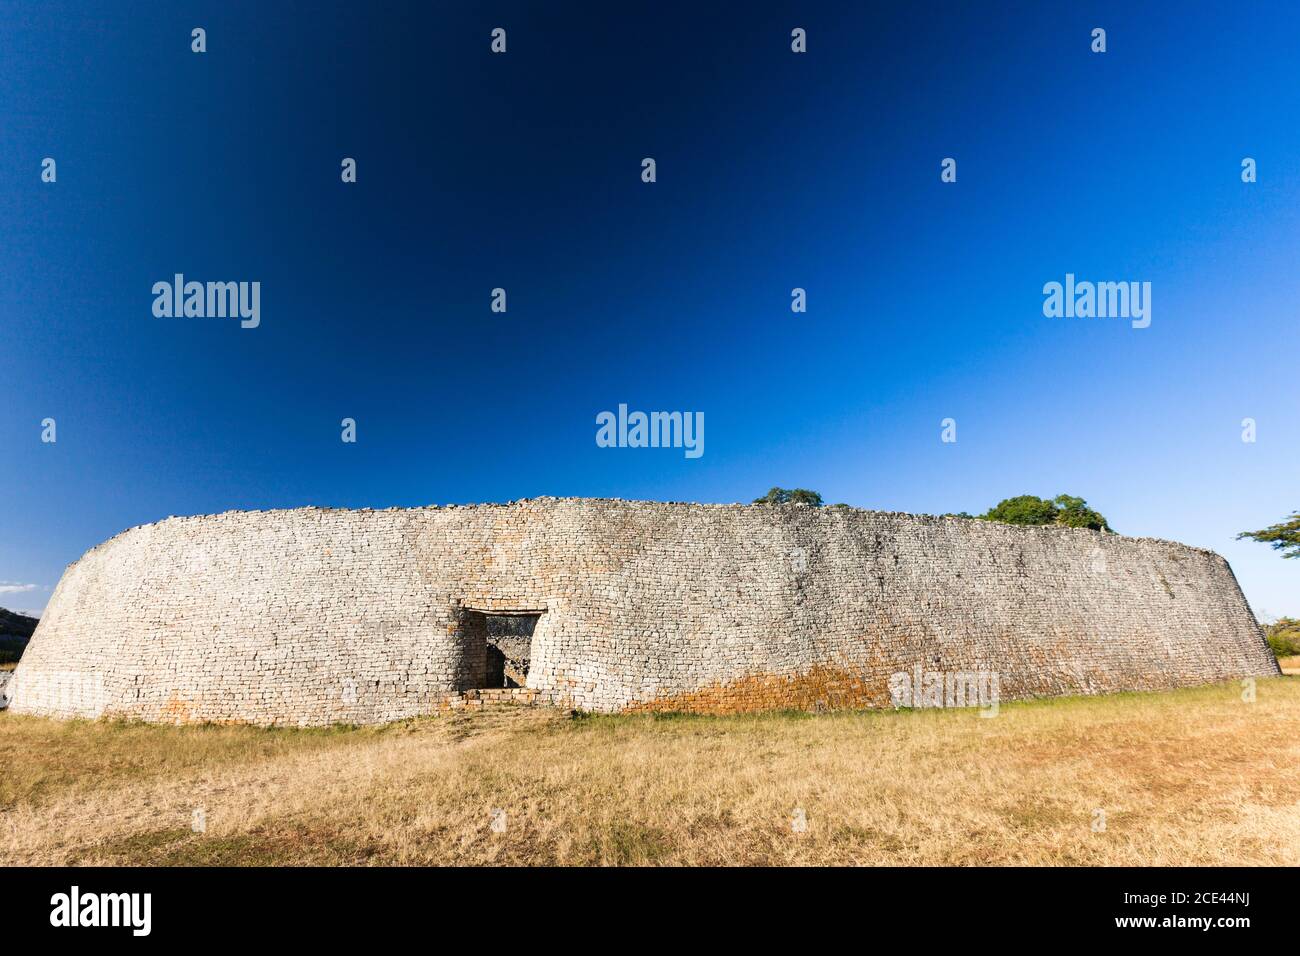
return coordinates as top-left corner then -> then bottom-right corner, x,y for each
63,497 -> 1227,569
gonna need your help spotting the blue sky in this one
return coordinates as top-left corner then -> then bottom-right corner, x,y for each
1,2 -> 1296,618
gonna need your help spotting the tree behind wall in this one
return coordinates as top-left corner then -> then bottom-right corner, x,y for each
754,487 -> 824,506
979,494 -> 1112,532
1237,512 -> 1300,559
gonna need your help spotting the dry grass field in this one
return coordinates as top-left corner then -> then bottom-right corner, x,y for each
2,677 -> 1297,866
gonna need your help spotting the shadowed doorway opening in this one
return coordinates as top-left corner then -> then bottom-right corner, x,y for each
458,608 -> 542,689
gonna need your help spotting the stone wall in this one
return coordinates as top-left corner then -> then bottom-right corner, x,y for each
6,498 -> 1278,725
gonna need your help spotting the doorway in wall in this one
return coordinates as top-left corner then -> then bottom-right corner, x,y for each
460,609 -> 541,689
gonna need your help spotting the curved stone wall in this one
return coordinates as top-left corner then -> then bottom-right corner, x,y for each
6,498 -> 1278,724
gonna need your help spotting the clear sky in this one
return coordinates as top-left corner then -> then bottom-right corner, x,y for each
1,2 -> 1296,619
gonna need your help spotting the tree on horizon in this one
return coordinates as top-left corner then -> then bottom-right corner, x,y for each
978,494 -> 1112,532
754,487 -> 824,507
1238,511 -> 1300,559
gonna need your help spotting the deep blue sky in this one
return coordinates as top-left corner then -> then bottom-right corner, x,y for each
2,2 -> 1297,618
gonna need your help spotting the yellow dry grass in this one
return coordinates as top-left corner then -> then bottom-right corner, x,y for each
2,678 -> 1298,866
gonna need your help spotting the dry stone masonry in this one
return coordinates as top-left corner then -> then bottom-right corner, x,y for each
7,498 -> 1279,725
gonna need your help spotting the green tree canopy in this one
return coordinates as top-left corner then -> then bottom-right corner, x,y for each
753,487 -> 824,507
978,494 -> 1112,532
980,495 -> 1059,526
1263,617 -> 1300,658
1051,494 -> 1112,531
1237,511 -> 1300,559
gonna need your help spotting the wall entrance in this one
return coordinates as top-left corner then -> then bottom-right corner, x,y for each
456,607 -> 542,690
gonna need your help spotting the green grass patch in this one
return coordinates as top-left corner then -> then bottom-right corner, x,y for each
74,824 -> 383,866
